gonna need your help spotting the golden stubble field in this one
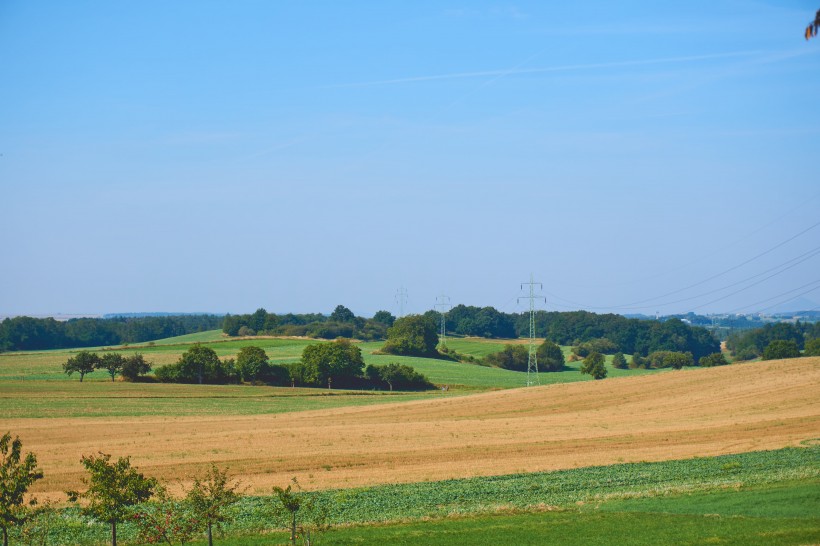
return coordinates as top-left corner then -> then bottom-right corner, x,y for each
10,357 -> 820,499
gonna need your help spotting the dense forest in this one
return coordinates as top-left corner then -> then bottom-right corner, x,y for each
0,315 -> 223,352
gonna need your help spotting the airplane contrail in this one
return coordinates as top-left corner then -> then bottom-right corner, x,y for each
327,50 -> 763,88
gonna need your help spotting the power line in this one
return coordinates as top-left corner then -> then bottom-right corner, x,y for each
622,245 -> 820,311
728,278 -> 820,314
542,219 -> 820,312
610,219 -> 820,309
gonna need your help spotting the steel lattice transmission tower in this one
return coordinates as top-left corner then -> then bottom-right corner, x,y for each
518,274 -> 546,387
435,294 -> 451,348
395,286 -> 408,317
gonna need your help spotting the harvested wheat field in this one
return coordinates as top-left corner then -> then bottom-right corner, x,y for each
11,357 -> 820,499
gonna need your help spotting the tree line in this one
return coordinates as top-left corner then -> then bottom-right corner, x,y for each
226,305 -> 719,361
222,306 -> 394,342
423,307 -> 718,361
0,315 -> 223,352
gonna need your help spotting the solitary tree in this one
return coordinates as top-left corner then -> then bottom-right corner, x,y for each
63,351 -> 99,382
580,352 -> 607,380
186,465 -> 241,546
272,479 -> 330,546
236,346 -> 269,383
97,353 -> 125,382
273,482 -> 303,546
67,453 -> 156,546
0,432 -> 44,546
611,352 -> 627,369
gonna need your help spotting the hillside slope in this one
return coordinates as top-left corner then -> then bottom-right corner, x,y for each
13,357 -> 819,497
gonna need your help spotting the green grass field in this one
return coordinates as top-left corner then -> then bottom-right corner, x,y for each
0,331 -> 664,419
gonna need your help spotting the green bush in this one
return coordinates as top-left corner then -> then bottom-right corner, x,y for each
484,345 -> 529,371
762,340 -> 800,360
580,352 -> 607,379
699,353 -> 728,367
647,351 -> 693,369
803,338 -> 820,357
536,341 -> 565,372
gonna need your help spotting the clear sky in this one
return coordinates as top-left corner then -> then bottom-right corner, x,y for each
1,1 -> 819,318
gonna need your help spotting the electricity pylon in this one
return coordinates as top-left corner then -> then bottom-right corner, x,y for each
435,294 -> 451,348
395,286 -> 408,317
518,274 -> 545,387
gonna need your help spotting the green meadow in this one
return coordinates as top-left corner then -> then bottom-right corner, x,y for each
0,330 -> 665,418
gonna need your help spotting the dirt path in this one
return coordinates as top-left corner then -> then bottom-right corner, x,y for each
11,357 -> 820,498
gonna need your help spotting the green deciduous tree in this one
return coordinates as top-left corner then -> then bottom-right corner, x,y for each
67,453 -> 156,546
329,305 -> 356,324
300,338 -> 364,387
580,352 -> 607,380
186,465 -> 241,546
0,432 -> 44,546
536,341 -> 565,372
699,352 -> 729,367
805,338 -> 820,357
762,340 -> 800,360
97,353 -> 125,382
371,310 -> 395,327
272,479 -> 330,546
365,363 -> 433,391
121,353 -> 151,382
63,351 -> 99,382
177,345 -> 222,384
381,315 -> 439,357
611,352 -> 627,369
647,351 -> 694,369
235,346 -> 269,382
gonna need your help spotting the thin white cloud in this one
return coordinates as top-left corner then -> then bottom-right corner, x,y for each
326,50 -> 763,89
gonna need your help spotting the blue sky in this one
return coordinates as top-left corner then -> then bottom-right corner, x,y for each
1,1 -> 818,317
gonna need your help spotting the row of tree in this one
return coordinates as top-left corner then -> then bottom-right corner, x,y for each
63,352 -> 152,382
0,432 -> 320,546
145,340 -> 434,391
0,315 -> 223,352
